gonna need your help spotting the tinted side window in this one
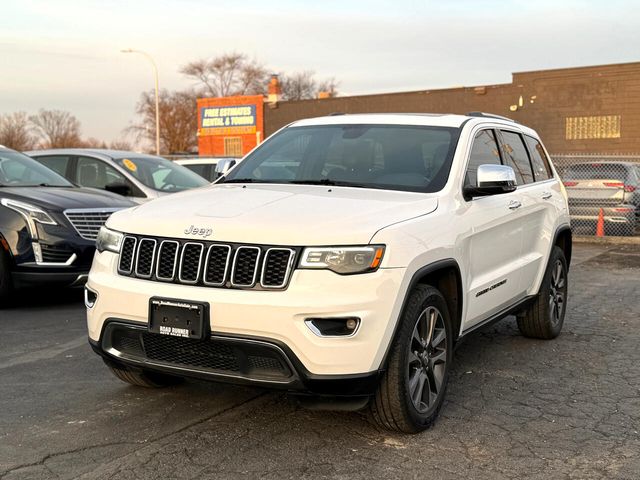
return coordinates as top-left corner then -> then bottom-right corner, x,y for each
35,155 -> 71,178
76,156 -> 127,189
183,164 -> 209,179
465,129 -> 501,186
524,136 -> 553,181
500,131 -> 533,185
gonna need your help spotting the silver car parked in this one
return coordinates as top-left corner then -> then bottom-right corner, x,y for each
27,149 -> 209,203
562,161 -> 640,235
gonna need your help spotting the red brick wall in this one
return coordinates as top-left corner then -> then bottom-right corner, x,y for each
197,95 -> 264,156
263,62 -> 640,155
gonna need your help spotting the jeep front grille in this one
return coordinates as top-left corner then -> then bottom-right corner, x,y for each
64,208 -> 122,241
117,235 -> 296,290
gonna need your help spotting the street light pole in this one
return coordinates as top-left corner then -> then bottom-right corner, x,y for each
121,49 -> 160,155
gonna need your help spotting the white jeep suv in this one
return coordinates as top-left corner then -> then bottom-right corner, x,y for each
87,113 -> 571,433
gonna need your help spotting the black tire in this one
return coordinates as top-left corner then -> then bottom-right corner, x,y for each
517,246 -> 568,339
369,285 -> 453,433
106,362 -> 183,388
0,250 -> 13,308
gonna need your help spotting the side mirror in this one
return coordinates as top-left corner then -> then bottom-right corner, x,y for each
104,182 -> 132,197
214,158 -> 237,179
464,164 -> 517,199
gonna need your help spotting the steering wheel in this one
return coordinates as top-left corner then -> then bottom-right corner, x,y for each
160,182 -> 177,191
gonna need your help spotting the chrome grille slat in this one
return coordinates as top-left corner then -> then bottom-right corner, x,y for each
117,236 -> 294,290
231,246 -> 261,287
118,236 -> 137,274
64,208 -> 121,241
155,241 -> 180,281
203,244 -> 231,286
135,238 -> 157,278
178,243 -> 204,284
261,248 -> 295,288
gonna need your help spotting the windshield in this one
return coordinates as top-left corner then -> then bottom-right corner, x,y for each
224,124 -> 460,192
0,150 -> 73,187
113,156 -> 209,192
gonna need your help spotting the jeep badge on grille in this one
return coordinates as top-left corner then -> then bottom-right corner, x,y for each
184,225 -> 213,238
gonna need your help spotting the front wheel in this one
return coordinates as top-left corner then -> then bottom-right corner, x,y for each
369,285 -> 453,433
517,246 -> 568,339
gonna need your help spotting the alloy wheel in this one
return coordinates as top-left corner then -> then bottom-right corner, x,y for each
549,259 -> 566,325
407,306 -> 447,414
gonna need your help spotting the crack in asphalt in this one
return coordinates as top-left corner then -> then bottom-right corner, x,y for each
0,392 -> 267,480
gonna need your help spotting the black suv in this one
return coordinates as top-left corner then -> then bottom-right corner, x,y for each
0,147 -> 133,304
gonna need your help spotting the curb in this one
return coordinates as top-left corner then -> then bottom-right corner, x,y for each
573,235 -> 640,245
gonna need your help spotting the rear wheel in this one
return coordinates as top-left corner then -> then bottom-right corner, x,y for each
369,285 -> 453,433
517,246 -> 568,339
106,362 -> 183,388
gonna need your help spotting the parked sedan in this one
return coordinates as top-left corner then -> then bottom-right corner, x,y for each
562,161 -> 640,235
27,149 -> 209,203
0,146 -> 134,304
175,157 -> 238,181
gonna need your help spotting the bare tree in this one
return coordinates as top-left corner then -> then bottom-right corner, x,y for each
280,71 -> 318,101
129,89 -> 197,154
280,72 -> 340,101
79,137 -> 108,148
29,109 -> 82,148
0,112 -> 37,151
109,139 -> 133,150
181,53 -> 268,97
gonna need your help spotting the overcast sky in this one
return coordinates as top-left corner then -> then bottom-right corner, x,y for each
1,0 -> 638,143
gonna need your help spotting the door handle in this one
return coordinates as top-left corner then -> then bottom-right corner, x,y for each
542,191 -> 552,200
508,200 -> 522,210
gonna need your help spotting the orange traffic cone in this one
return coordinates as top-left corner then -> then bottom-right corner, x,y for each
596,208 -> 605,237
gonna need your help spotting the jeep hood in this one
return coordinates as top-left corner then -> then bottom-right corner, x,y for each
107,184 -> 438,245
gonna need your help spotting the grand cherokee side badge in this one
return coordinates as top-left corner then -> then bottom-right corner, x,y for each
184,225 -> 213,238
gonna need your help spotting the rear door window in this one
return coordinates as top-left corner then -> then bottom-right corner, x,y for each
499,131 -> 534,185
524,136 -> 553,181
34,155 -> 71,178
76,156 -> 128,189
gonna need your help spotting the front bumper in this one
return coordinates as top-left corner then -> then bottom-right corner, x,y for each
90,321 -> 382,396
87,251 -> 407,377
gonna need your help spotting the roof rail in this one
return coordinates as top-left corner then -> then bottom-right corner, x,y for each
466,111 -> 517,123
328,112 -> 346,116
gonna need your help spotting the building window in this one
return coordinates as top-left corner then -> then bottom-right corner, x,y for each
565,115 -> 621,140
224,137 -> 243,156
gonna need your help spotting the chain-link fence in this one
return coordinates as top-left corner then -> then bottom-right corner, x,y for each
551,155 -> 640,237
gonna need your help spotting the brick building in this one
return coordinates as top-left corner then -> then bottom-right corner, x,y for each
198,62 -> 640,156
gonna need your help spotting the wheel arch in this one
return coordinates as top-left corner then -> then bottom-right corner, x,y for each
553,225 -> 572,269
380,259 -> 463,370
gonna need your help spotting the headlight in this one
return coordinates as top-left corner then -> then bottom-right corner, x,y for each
1,198 -> 57,238
300,245 -> 385,274
96,226 -> 124,253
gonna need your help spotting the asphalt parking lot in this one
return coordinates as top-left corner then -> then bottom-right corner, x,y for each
1,243 -> 639,480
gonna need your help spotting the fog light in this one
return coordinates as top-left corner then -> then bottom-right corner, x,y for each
84,287 -> 97,309
305,317 -> 361,337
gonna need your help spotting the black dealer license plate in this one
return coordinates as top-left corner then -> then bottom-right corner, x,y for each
148,298 -> 209,340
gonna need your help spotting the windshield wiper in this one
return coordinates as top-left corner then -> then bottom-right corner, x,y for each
222,178 -> 279,184
289,179 -> 373,188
